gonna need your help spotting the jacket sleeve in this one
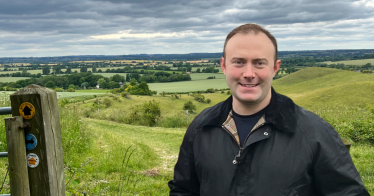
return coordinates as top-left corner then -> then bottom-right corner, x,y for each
168,124 -> 200,196
311,122 -> 370,196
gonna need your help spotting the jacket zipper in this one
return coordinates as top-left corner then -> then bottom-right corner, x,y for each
223,122 -> 265,165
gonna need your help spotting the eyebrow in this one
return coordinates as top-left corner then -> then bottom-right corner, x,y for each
252,58 -> 268,63
231,57 -> 245,61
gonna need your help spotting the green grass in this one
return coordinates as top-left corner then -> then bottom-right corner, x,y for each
63,116 -> 186,195
273,67 -> 374,107
323,59 -> 374,66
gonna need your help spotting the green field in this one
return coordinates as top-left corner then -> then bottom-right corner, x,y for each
0,77 -> 31,82
148,78 -> 228,92
189,73 -> 225,80
323,59 -> 374,66
56,92 -> 108,98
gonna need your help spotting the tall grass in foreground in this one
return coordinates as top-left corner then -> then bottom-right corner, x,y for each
0,92 -> 11,194
306,104 -> 374,144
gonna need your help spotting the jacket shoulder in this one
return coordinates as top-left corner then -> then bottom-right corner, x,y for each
189,101 -> 225,129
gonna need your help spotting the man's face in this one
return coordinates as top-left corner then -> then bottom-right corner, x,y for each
221,32 -> 280,109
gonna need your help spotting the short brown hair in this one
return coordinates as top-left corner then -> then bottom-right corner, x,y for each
223,23 -> 278,62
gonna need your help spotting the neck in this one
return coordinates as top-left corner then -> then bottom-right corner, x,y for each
232,90 -> 272,116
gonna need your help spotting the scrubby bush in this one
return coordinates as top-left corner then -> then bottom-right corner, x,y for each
68,84 -> 76,89
171,94 -> 180,100
206,88 -> 215,93
121,91 -> 131,99
160,91 -> 167,97
103,98 -> 112,108
128,82 -> 153,95
206,99 -> 211,104
129,100 -> 161,126
157,112 -> 191,128
55,87 -> 64,92
67,88 -> 75,92
58,98 -> 71,107
192,93 -> 205,103
227,90 -> 232,95
183,101 -> 196,112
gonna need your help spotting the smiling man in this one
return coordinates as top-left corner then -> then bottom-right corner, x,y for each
169,24 -> 369,196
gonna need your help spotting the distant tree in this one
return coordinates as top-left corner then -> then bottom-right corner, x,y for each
109,81 -> 120,89
66,67 -> 72,74
130,78 -> 138,86
183,101 -> 196,112
42,66 -> 50,75
97,78 -> 106,85
45,81 -> 55,88
80,66 -> 88,73
100,81 -> 109,89
111,74 -> 125,82
92,67 -> 97,73
130,73 -> 140,81
22,69 -> 27,76
68,84 -> 76,89
81,82 -> 89,89
126,74 -> 130,82
53,66 -> 62,74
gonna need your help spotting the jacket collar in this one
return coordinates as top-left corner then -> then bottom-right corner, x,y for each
199,88 -> 297,133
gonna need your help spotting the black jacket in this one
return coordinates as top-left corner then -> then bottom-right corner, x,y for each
169,89 -> 369,196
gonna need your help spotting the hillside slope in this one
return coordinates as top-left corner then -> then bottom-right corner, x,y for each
273,67 -> 374,107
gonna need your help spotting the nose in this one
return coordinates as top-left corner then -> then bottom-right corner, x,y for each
243,65 -> 255,79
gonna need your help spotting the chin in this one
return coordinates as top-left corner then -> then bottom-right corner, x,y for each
235,95 -> 261,105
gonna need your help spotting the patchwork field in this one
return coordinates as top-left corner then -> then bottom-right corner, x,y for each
323,58 -> 374,66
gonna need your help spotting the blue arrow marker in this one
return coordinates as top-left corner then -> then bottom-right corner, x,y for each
25,133 -> 37,150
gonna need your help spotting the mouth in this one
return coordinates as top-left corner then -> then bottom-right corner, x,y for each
240,83 -> 258,87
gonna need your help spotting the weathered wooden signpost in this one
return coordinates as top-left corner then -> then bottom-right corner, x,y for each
5,116 -> 30,196
8,84 -> 66,196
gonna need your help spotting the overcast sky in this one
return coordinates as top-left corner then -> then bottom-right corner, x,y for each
1,0 -> 374,57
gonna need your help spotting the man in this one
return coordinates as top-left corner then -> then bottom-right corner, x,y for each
168,24 -> 369,196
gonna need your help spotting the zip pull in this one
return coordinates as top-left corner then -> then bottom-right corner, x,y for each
233,148 -> 243,165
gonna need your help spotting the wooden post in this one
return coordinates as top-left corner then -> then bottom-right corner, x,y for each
5,116 -> 31,196
10,84 -> 66,196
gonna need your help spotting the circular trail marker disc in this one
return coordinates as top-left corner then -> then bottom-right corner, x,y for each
19,102 -> 35,119
27,153 -> 40,168
25,133 -> 37,150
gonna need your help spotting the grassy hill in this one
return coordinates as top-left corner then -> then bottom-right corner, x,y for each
273,67 -> 374,108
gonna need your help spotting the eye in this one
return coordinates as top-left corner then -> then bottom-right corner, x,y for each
232,59 -> 244,65
255,61 -> 266,67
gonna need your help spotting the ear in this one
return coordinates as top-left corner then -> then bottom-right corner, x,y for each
220,57 -> 226,75
272,60 -> 281,77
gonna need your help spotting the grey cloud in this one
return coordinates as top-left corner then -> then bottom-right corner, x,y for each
0,0 -> 374,57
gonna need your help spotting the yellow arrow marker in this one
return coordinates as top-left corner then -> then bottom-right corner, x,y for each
19,102 -> 35,119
